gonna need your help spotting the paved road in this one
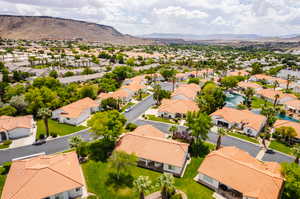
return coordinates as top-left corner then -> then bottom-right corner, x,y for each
0,129 -> 92,164
135,119 -> 295,163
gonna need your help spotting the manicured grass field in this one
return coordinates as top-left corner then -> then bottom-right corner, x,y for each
251,96 -> 273,109
269,140 -> 293,155
121,102 -> 135,112
36,119 -> 87,139
82,157 -> 213,199
146,114 -> 177,124
227,131 -> 259,144
0,175 -> 6,196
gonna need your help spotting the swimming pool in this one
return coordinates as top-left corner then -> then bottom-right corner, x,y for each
225,92 -> 245,107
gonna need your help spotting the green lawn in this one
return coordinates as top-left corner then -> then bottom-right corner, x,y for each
146,114 -> 177,124
121,102 -> 135,112
0,144 -> 10,150
228,131 -> 259,144
36,119 -> 87,139
269,140 -> 293,155
0,175 -> 6,196
133,93 -> 150,101
82,157 -> 213,199
251,96 -> 273,109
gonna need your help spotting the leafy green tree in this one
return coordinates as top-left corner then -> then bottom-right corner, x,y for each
275,126 -> 297,145
156,173 -> 175,199
133,176 -> 152,199
98,77 -> 118,92
79,85 -> 98,99
261,107 -> 278,126
216,128 -> 227,150
197,83 -> 226,114
281,163 -> 300,199
87,110 -> 126,141
220,76 -> 240,89
112,66 -> 135,81
37,107 -> 52,137
126,57 -> 136,66
3,84 -> 26,102
69,135 -> 84,148
292,144 -> 300,164
101,97 -> 119,111
250,62 -> 263,75
153,85 -> 171,105
0,105 -> 17,116
169,125 -> 178,136
49,70 -> 58,78
108,151 -> 137,180
160,68 -> 176,81
32,77 -> 61,89
188,77 -> 200,85
186,111 -> 213,144
9,95 -> 27,114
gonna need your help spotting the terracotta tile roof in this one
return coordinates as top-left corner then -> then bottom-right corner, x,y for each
1,152 -> 84,199
273,120 -> 300,139
115,125 -> 189,167
58,97 -> 98,118
121,75 -> 146,92
283,99 -> 300,110
97,88 -> 132,100
237,81 -> 262,90
228,70 -> 249,76
251,74 -> 288,85
0,115 -> 33,132
131,125 -> 166,138
158,99 -> 199,114
210,107 -> 266,131
256,89 -> 297,101
172,83 -> 201,100
198,147 -> 284,199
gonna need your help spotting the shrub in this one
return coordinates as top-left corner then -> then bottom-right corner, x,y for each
2,162 -> 11,174
3,140 -> 12,146
51,133 -> 58,138
171,193 -> 183,199
89,139 -> 115,161
126,123 -> 138,131
39,134 -> 45,140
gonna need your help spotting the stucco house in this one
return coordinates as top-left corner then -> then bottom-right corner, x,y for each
171,83 -> 201,101
256,89 -> 297,105
273,120 -> 300,142
52,97 -> 99,126
1,151 -> 86,199
158,99 -> 199,119
195,147 -> 284,199
249,74 -> 293,89
237,81 -> 263,92
0,115 -> 34,142
115,125 -> 190,177
210,107 -> 267,137
97,88 -> 133,105
283,99 -> 300,118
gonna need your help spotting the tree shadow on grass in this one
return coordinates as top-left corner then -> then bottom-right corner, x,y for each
105,172 -> 134,190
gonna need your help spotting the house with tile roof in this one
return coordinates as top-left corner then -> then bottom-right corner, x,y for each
249,74 -> 294,89
210,107 -> 267,137
97,88 -> 133,105
283,99 -> 300,117
158,99 -> 199,119
273,120 -> 300,142
227,70 -> 249,77
0,115 -> 34,142
52,97 -> 99,126
171,83 -> 201,100
195,147 -> 284,199
237,81 -> 263,92
256,89 -> 297,105
1,151 -> 86,199
115,125 -> 189,177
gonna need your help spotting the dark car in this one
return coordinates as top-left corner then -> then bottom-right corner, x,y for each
32,139 -> 46,146
266,149 -> 275,154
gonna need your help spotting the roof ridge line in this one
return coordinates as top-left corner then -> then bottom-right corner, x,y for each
47,167 -> 84,186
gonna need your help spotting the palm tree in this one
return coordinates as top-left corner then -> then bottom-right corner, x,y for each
274,94 -> 280,107
37,107 -> 52,137
108,151 -> 137,180
292,144 -> 300,164
156,173 -> 175,199
243,88 -> 255,108
273,80 -> 279,90
137,89 -> 143,101
286,74 -> 295,90
216,128 -> 227,150
169,125 -> 178,136
133,176 -> 152,199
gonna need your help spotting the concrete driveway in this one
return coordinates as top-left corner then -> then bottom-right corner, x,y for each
10,125 -> 37,148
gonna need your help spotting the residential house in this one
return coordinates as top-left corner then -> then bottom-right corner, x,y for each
293,84 -> 300,93
195,147 -> 284,199
237,81 -> 263,92
97,88 -> 133,105
210,107 -> 267,136
52,97 -> 99,125
115,125 -> 189,177
273,120 -> 300,142
249,74 -> 293,89
227,70 -> 249,77
256,89 -> 297,105
1,151 -> 86,199
171,83 -> 201,100
283,99 -> 300,117
158,99 -> 199,119
0,115 -> 34,142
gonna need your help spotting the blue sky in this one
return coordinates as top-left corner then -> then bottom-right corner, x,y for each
0,0 -> 299,36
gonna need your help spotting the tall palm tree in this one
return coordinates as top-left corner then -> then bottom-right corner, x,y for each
243,88 -> 255,108
156,173 -> 175,199
169,125 -> 178,136
292,144 -> 300,164
137,89 -> 143,101
133,176 -> 152,199
286,74 -> 295,90
216,128 -> 227,150
37,107 -> 52,137
274,94 -> 280,107
273,80 -> 279,90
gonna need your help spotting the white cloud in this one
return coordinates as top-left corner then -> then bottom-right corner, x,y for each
0,0 -> 299,36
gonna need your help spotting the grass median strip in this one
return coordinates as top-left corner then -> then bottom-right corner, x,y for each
269,140 -> 292,155
145,114 -> 177,124
227,131 -> 259,144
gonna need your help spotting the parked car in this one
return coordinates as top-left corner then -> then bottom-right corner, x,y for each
125,107 -> 133,112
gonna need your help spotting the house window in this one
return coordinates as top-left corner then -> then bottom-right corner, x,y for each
76,188 -> 81,192
203,174 -> 214,184
168,165 -> 175,170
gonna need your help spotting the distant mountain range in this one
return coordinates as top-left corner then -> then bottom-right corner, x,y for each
138,33 -> 300,41
0,15 -> 154,45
